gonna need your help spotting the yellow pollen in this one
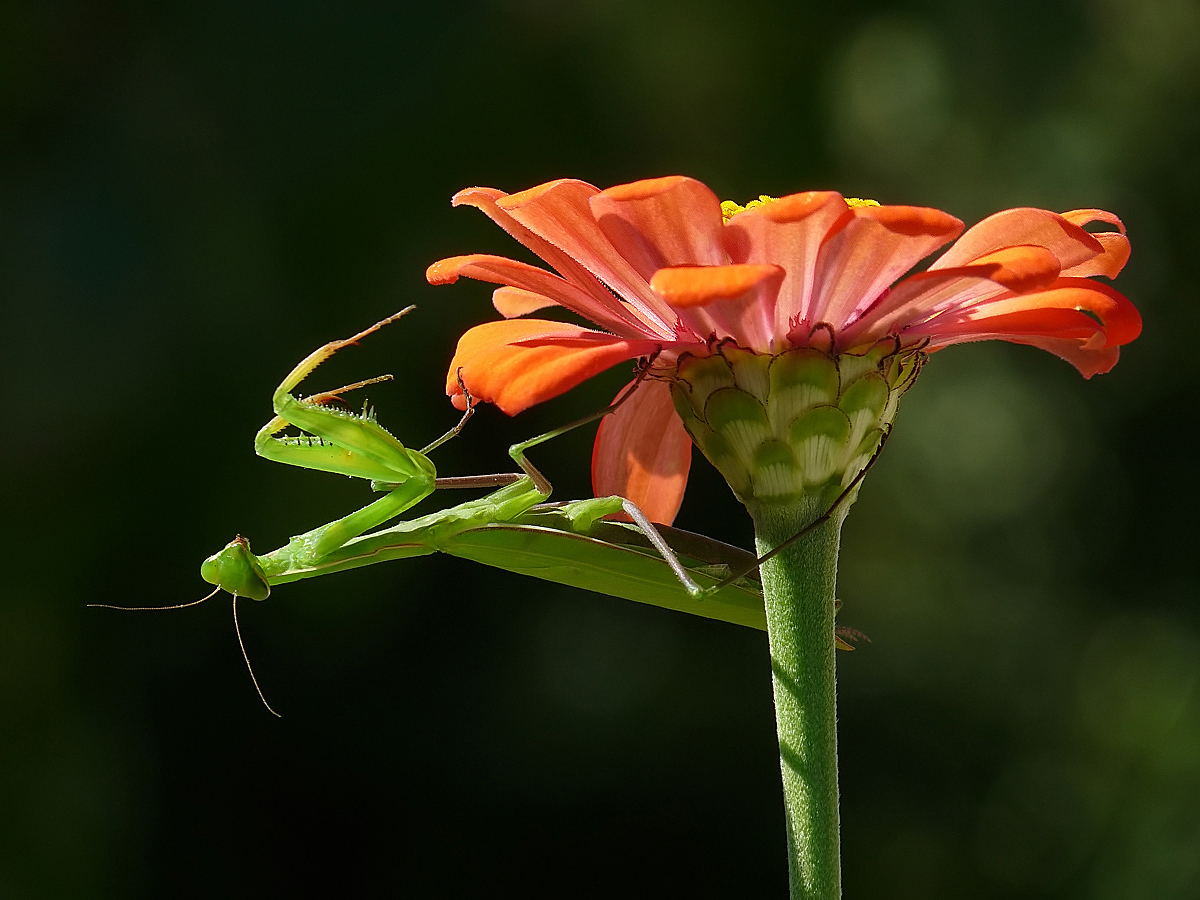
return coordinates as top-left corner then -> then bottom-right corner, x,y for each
721,195 -> 778,223
721,194 -> 880,223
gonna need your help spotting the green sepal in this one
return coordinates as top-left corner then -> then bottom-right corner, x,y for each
675,353 -> 736,413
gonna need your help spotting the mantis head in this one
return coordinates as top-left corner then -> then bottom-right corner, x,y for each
201,535 -> 271,601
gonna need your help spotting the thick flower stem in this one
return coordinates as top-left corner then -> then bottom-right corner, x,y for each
752,503 -> 846,900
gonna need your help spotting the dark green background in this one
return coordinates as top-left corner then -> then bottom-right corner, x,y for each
3,1 -> 1197,897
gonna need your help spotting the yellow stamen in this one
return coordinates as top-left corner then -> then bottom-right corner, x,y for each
721,195 -> 778,223
721,194 -> 880,223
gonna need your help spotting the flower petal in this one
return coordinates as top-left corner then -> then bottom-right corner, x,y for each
1059,209 -> 1131,278
592,378 -> 693,525
924,278 -> 1141,347
1000,337 -> 1121,378
589,176 -> 727,280
427,253 -> 641,336
844,245 -> 1063,345
492,286 -> 557,318
649,264 -> 785,353
921,309 -> 1121,377
497,179 -> 678,335
908,278 -> 1141,377
446,319 -> 661,415
722,191 -> 847,343
451,186 -> 657,335
808,204 -> 964,334
930,206 -> 1106,273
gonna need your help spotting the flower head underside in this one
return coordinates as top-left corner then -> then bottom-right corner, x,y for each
428,176 -> 1139,522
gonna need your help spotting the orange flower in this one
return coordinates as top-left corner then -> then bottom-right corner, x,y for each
428,177 -> 1139,524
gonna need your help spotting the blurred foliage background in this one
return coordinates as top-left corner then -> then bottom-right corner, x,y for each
2,0 -> 1198,897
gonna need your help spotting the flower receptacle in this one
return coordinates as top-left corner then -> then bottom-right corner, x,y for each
670,338 -> 923,511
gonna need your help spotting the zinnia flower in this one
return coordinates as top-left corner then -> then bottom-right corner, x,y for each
428,176 -> 1138,524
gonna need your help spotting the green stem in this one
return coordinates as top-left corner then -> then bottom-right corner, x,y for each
752,502 -> 846,900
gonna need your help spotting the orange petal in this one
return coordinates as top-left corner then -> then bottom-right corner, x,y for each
1061,208 -> 1125,234
590,176 -> 727,280
427,253 -> 643,336
723,191 -> 848,342
968,245 -> 1063,293
809,204 -> 964,333
923,307 -> 1119,376
842,269 -> 1002,346
649,263 -> 783,307
847,244 -> 1064,343
592,379 -> 693,525
446,319 -> 661,415
931,207 -> 1105,273
910,279 -> 1140,377
1002,336 -> 1121,378
497,179 -> 678,334
1059,209 -> 1130,278
450,186 -> 656,336
937,278 -> 1141,348
492,287 -> 557,318
650,264 -> 785,352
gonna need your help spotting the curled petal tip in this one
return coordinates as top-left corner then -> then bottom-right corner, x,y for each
496,178 -> 599,211
451,186 -> 505,208
426,257 -> 464,285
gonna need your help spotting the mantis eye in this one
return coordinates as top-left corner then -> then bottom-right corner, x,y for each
200,535 -> 271,601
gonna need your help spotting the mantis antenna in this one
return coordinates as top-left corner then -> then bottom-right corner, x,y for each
232,597 -> 280,718
89,586 -> 281,717
87,585 -> 222,611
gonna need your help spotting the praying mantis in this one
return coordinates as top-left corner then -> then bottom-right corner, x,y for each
196,309 -> 871,701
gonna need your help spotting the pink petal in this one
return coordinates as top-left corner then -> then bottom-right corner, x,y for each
451,186 -> 657,336
808,204 -> 964,335
446,319 -> 661,415
722,191 -> 847,343
592,378 -> 693,526
497,179 -> 678,335
589,176 -> 727,280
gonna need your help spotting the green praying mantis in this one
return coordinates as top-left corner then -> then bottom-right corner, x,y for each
199,308 -> 773,621
100,309 -> 874,712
